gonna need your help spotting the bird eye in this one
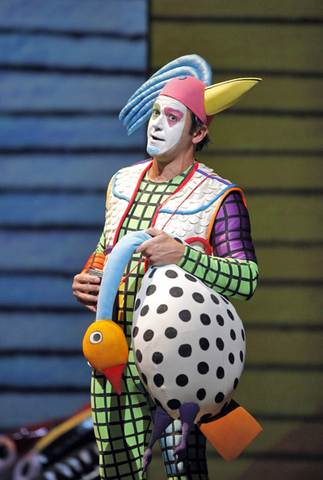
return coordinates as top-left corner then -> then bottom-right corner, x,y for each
89,331 -> 103,344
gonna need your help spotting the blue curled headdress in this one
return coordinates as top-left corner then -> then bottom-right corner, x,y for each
119,54 -> 213,135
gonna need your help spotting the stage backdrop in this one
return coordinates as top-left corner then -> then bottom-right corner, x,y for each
0,0 -> 147,427
0,1 -> 322,479
149,1 -> 323,479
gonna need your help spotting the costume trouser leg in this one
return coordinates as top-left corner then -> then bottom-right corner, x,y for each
159,420 -> 209,480
91,363 -> 152,480
92,369 -> 209,480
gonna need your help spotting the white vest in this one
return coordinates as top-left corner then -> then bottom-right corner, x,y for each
104,160 -> 244,254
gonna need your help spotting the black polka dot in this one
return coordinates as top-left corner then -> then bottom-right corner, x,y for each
157,304 -> 168,314
215,392 -> 225,403
193,292 -> 204,303
200,313 -> 211,326
148,268 -> 157,278
143,329 -> 154,342
216,315 -> 224,326
141,373 -> 147,385
216,338 -> 225,351
152,352 -> 163,364
240,351 -> 244,363
134,298 -> 141,311
220,295 -> 229,304
210,294 -> 219,305
178,344 -> 192,357
170,286 -> 183,297
230,329 -> 236,341
176,374 -> 189,387
199,338 -> 209,351
173,237 -> 182,244
198,362 -> 209,375
234,378 -> 239,389
140,305 -> 149,316
167,399 -> 181,410
146,285 -> 156,296
154,374 -> 164,387
179,310 -> 191,322
166,269 -> 178,279
197,388 -> 206,401
241,329 -> 245,341
227,309 -> 235,320
229,353 -> 235,364
216,367 -> 225,379
165,327 -> 177,339
132,326 -> 139,338
136,349 -> 142,363
185,273 -> 197,282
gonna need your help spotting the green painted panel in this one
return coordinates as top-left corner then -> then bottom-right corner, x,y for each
231,77 -> 323,113
255,246 -> 323,281
246,194 -> 323,242
235,370 -> 322,417
246,330 -> 323,365
198,155 -> 323,190
231,284 -> 322,324
243,420 -> 323,455
207,115 -> 323,151
152,0 -> 323,18
152,24 -> 323,73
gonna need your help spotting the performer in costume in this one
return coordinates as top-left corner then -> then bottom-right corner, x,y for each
73,55 -> 261,480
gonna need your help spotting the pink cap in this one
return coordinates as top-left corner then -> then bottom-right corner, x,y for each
159,76 -> 214,126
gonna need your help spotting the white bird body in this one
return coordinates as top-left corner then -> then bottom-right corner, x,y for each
132,264 -> 245,424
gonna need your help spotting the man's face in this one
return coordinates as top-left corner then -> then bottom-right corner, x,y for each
147,96 -> 188,156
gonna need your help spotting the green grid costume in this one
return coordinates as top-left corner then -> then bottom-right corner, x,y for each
91,164 -> 258,479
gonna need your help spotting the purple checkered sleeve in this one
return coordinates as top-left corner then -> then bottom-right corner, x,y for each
211,191 -> 257,263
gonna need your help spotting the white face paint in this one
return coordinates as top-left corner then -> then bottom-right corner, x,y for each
147,96 -> 187,156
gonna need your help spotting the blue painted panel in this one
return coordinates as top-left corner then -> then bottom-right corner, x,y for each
0,393 -> 90,430
0,117 -> 145,148
0,356 -> 90,387
0,275 -> 88,308
0,154 -> 145,189
0,312 -> 94,350
0,34 -> 146,71
0,0 -> 147,36
0,193 -> 105,226
0,73 -> 145,111
0,231 -> 101,271
0,0 -> 148,431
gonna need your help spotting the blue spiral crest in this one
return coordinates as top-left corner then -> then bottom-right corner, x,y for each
119,54 -> 212,135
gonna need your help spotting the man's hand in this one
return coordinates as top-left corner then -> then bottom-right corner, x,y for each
72,273 -> 101,312
135,228 -> 185,266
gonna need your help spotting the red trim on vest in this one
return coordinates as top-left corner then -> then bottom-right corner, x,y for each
113,161 -> 153,246
151,160 -> 199,228
185,237 -> 213,256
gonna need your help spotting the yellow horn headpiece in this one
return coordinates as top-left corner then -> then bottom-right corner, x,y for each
204,78 -> 262,116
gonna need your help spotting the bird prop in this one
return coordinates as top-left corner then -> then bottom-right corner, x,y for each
82,231 -> 262,469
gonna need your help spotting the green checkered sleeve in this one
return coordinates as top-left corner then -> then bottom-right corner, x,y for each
178,246 -> 258,300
